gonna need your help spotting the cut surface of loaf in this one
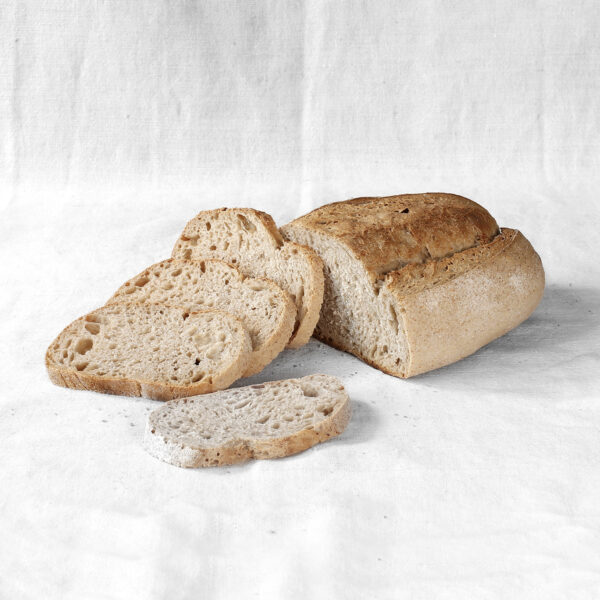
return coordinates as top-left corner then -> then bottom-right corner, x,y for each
46,303 -> 252,400
107,258 -> 295,376
171,208 -> 324,349
282,193 -> 545,377
144,374 -> 351,468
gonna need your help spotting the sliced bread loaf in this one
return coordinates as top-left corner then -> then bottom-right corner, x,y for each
171,208 -> 324,349
46,303 -> 252,400
107,258 -> 295,377
282,193 -> 545,377
144,374 -> 351,468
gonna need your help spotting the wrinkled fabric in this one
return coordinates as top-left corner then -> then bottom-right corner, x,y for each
1,2 -> 599,599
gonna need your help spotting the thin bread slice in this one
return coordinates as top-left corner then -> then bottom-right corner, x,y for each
282,193 -> 545,377
171,208 -> 324,349
144,374 -> 351,468
46,303 -> 252,400
107,258 -> 295,377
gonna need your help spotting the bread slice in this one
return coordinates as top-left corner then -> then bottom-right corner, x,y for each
144,374 -> 351,468
171,208 -> 324,349
107,258 -> 295,377
46,303 -> 252,400
282,193 -> 545,377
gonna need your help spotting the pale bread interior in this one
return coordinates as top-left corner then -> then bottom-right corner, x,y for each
144,374 -> 350,468
171,208 -> 323,348
46,303 -> 251,396
107,258 -> 295,376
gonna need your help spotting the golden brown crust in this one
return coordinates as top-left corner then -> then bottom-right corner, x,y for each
398,229 -> 545,377
281,241 -> 325,349
288,193 -> 499,282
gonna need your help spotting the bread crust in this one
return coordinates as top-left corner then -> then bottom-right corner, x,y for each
288,193 -> 499,282
279,241 -> 325,349
397,228 -> 544,377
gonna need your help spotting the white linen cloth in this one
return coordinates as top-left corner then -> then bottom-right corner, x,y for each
1,2 -> 599,598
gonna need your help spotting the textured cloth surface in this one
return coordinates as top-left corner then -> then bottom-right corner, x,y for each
1,2 -> 600,599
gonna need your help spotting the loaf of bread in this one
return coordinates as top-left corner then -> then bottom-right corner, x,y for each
171,208 -> 324,348
107,258 -> 295,377
281,193 -> 545,377
46,303 -> 252,400
144,374 -> 351,468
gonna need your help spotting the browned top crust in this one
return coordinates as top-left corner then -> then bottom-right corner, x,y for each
287,193 -> 500,280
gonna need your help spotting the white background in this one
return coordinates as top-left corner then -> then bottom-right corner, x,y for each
1,1 -> 599,598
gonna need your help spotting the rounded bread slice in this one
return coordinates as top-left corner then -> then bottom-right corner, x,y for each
144,374 -> 351,468
46,303 -> 252,400
171,208 -> 324,349
107,258 -> 295,376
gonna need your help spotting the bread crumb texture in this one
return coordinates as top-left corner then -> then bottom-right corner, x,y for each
144,374 -> 351,468
108,258 -> 295,376
171,208 -> 324,348
45,303 -> 252,400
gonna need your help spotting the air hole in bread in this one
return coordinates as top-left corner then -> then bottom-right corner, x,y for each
183,249 -> 192,260
75,338 -> 93,355
237,214 -> 256,233
321,406 -> 333,416
182,312 -> 190,320
171,269 -> 182,277
191,372 -> 205,383
205,222 -> 211,231
272,423 -> 280,429
194,358 -> 200,365
85,323 -> 100,335
75,362 -> 88,371
162,282 -> 174,291
85,315 -> 101,324
301,386 -> 318,397
135,276 -> 149,287
209,245 -> 217,251
389,303 -> 399,334
256,415 -> 269,424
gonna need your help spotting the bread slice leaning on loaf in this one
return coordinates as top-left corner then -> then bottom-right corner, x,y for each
171,208 -> 324,349
144,374 -> 351,468
107,258 -> 295,377
46,303 -> 252,400
281,193 -> 545,377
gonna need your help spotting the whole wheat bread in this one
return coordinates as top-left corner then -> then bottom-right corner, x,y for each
46,303 -> 252,400
107,258 -> 295,377
144,374 -> 351,468
171,208 -> 324,348
282,193 -> 545,377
